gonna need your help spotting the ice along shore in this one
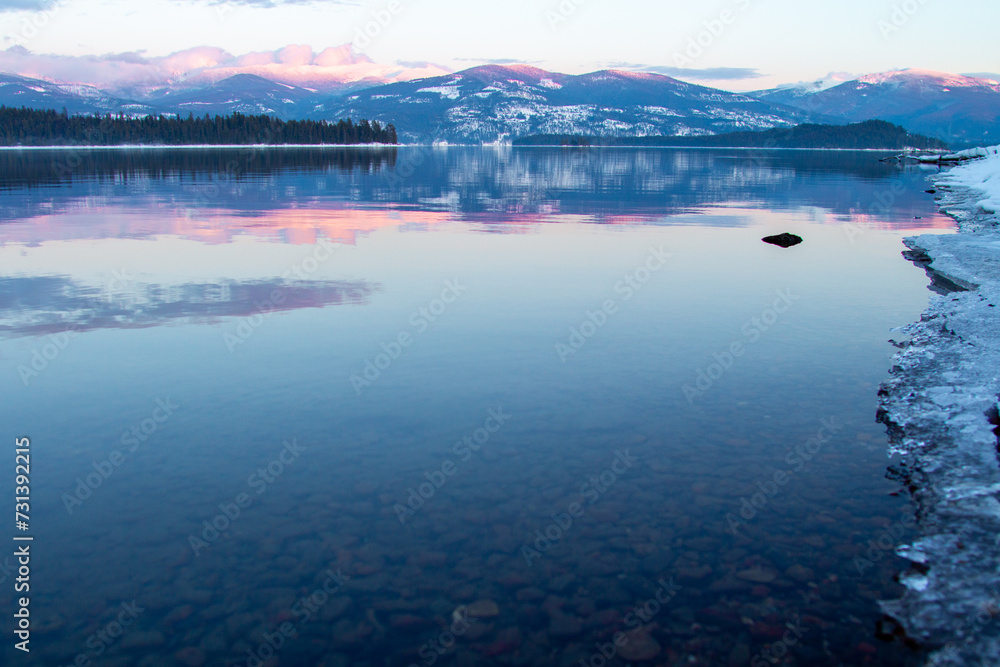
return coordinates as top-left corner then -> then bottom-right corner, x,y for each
878,146 -> 1000,666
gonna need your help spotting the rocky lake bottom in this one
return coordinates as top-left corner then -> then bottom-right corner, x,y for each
0,147 -> 966,666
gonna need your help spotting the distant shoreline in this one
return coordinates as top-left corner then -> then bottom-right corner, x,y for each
510,145 -> 928,153
0,143 -> 935,152
0,143 -> 400,151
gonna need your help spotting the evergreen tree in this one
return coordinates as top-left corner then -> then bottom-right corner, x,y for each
0,106 -> 401,146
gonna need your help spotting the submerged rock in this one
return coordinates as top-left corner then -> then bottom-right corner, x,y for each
121,631 -> 166,649
618,630 -> 661,662
465,599 -> 500,618
736,566 -> 778,584
785,564 -> 815,583
174,647 -> 207,667
762,233 -> 803,248
547,612 -> 583,637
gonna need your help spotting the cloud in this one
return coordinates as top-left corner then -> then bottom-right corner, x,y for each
963,72 -> 1000,82
0,0 -> 57,12
451,57 -> 544,66
0,44 -> 449,92
196,0 -> 360,6
608,63 -> 764,81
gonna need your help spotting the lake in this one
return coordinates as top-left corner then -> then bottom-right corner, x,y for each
0,146 -> 952,666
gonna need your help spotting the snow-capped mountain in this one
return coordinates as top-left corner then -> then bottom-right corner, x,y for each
142,74 -> 323,119
1,65 -> 996,146
316,65 -> 817,143
0,73 -> 112,115
751,72 -> 856,105
752,69 -> 1000,146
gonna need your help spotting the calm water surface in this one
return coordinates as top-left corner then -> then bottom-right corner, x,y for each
0,147 -> 953,666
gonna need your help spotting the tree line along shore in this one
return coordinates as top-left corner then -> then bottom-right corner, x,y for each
0,107 -> 398,146
513,120 -> 949,150
0,109 -> 951,151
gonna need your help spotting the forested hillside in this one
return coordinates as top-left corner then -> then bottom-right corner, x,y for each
0,107 -> 398,146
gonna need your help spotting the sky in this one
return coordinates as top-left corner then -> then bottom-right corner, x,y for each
0,0 -> 998,91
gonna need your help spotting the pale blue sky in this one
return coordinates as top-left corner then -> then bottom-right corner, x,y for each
0,0 -> 997,90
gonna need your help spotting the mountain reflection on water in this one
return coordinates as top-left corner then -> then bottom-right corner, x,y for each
0,147 -> 951,666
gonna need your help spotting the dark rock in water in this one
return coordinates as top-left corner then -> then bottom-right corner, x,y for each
466,599 -> 501,618
547,612 -> 583,637
618,630 -> 661,661
762,233 -> 803,248
174,647 -> 207,667
121,631 -> 166,649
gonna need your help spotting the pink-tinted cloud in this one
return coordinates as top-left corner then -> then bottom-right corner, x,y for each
0,43 -> 449,92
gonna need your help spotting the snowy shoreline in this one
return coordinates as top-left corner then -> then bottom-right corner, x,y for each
878,147 -> 1000,665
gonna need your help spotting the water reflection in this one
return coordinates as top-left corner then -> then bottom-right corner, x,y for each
0,275 -> 379,338
0,147 -> 949,666
0,148 -> 952,237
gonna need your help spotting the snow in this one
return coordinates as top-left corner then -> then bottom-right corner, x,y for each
641,106 -> 683,117
937,146 -> 1000,212
878,146 -> 1000,665
416,86 -> 461,99
918,146 -> 1000,164
857,68 -> 997,89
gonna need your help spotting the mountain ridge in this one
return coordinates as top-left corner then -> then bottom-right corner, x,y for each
316,64 -> 817,143
750,69 -> 1000,146
0,65 -> 995,146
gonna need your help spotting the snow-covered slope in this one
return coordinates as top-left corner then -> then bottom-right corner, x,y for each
750,72 -> 855,104
316,65 -> 817,143
753,70 -> 1000,146
0,73 -> 110,115
3,65 -> 996,146
143,74 -> 322,119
